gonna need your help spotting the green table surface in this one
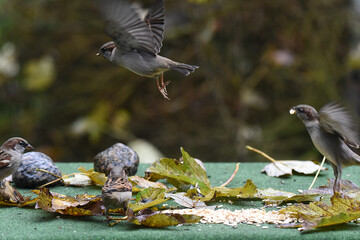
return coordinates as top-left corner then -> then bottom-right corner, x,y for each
1,162 -> 360,240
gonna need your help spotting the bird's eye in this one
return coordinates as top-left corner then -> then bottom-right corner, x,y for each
298,108 -> 304,113
19,141 -> 27,148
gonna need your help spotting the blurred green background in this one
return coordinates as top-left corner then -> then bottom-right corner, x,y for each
0,0 -> 359,163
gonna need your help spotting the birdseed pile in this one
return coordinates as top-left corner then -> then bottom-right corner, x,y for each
162,208 -> 296,227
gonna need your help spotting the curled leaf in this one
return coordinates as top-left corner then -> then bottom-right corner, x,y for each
35,188 -> 103,216
0,181 -> 38,207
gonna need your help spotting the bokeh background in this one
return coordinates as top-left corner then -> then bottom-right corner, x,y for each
1,0 -> 360,163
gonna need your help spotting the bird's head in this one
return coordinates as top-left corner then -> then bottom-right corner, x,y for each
290,104 -> 319,123
96,41 -> 116,60
2,137 -> 34,153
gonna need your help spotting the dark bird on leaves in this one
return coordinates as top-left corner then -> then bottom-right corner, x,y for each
96,0 -> 199,100
290,103 -> 360,194
0,137 -> 34,188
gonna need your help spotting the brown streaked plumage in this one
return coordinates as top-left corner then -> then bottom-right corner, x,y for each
0,137 -> 34,188
101,166 -> 132,220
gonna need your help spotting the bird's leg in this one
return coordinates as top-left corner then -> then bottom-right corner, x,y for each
332,163 -> 342,194
156,74 -> 171,100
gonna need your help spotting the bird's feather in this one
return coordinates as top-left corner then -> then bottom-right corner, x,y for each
99,0 -> 165,56
319,103 -> 360,148
144,0 -> 165,54
0,150 -> 12,169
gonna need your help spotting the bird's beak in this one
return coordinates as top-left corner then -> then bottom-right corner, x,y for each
96,52 -> 100,56
26,144 -> 34,151
289,108 -> 296,115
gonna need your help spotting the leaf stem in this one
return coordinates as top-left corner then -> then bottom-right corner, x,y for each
246,145 -> 290,170
308,156 -> 326,190
220,163 -> 240,187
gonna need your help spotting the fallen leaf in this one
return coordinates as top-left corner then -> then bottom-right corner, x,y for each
213,179 -> 257,198
262,161 -> 327,177
63,174 -> 92,187
35,188 -> 103,216
78,167 -> 107,186
145,148 -> 211,191
127,208 -> 202,228
129,175 -> 169,190
256,188 -> 321,205
165,192 -> 207,208
302,179 -> 360,201
128,187 -> 169,212
145,148 -> 214,199
279,192 -> 360,231
0,180 -> 37,207
247,145 -> 326,177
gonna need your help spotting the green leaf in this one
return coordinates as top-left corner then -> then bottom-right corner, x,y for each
279,193 -> 360,230
145,148 -> 212,195
213,179 -> 257,198
128,187 -> 169,212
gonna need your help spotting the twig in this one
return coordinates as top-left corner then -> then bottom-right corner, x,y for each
220,163 -> 240,187
36,169 -> 65,188
246,146 -> 290,170
109,216 -> 128,226
308,156 -> 326,190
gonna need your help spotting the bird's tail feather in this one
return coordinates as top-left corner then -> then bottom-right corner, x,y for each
170,62 -> 199,76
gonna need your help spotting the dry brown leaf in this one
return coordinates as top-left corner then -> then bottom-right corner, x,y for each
35,188 -> 103,216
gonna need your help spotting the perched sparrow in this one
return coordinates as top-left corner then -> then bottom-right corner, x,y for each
101,166 -> 132,220
290,103 -> 360,193
96,0 -> 199,100
0,137 -> 34,188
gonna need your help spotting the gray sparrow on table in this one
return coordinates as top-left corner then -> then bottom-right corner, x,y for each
0,137 -> 34,188
101,166 -> 132,221
96,0 -> 199,100
290,103 -> 360,193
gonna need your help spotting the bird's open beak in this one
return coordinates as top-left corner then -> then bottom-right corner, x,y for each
26,144 -> 34,151
96,52 -> 100,56
289,108 -> 296,115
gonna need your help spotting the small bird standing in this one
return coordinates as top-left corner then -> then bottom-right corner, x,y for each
96,0 -> 199,100
101,166 -> 132,221
0,137 -> 34,188
290,103 -> 360,193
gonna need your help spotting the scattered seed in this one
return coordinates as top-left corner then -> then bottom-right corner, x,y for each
162,208 -> 296,226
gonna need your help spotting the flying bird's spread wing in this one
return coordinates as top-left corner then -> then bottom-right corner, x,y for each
145,0 -> 165,54
319,103 -> 360,148
99,0 -> 165,56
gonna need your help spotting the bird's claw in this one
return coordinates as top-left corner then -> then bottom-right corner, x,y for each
157,78 -> 171,100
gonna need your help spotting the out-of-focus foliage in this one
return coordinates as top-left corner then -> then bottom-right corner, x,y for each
0,0 -> 357,162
